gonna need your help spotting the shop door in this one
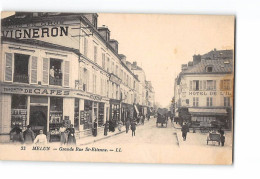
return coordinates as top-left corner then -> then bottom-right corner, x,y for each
30,106 -> 48,135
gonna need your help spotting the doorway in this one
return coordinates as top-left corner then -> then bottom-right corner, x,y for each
30,106 -> 48,135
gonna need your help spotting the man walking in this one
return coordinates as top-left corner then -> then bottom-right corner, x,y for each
131,120 -> 136,137
181,122 -> 189,141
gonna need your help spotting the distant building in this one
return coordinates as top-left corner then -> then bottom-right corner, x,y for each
174,49 -> 234,129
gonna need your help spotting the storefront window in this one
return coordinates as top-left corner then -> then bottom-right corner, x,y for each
84,100 -> 93,129
11,95 -> 27,130
49,97 -> 63,138
98,103 -> 104,127
74,99 -> 79,130
13,53 -> 29,83
49,58 -> 62,86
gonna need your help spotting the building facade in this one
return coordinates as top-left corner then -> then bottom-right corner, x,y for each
0,12 -> 154,143
174,49 -> 234,129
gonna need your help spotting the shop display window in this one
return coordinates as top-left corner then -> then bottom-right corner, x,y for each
11,95 -> 27,130
74,98 -> 79,130
49,58 -> 62,86
84,100 -> 93,129
13,53 -> 29,83
49,97 -> 63,139
98,103 -> 104,127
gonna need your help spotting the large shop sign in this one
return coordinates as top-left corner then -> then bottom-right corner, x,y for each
2,20 -> 69,39
109,74 -> 121,85
188,91 -> 232,96
1,86 -> 70,96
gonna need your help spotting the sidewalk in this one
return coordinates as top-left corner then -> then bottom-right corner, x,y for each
76,128 -> 126,146
172,122 -> 233,148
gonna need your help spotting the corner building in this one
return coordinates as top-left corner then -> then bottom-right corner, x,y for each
0,12 -> 145,142
174,49 -> 234,130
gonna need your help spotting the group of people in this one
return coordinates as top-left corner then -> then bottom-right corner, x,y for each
10,124 -> 77,146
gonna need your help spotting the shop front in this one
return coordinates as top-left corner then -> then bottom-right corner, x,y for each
188,108 -> 231,129
121,103 -> 134,124
109,99 -> 120,123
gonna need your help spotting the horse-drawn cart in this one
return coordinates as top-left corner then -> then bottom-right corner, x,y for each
156,108 -> 168,128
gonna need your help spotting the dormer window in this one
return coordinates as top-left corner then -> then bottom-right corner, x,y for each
206,66 -> 213,72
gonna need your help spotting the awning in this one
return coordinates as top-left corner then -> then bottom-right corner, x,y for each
134,105 -> 139,114
188,108 -> 227,116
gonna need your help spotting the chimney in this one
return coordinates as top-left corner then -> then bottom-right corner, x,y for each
133,61 -> 137,68
109,39 -> 119,53
119,54 -> 126,64
188,61 -> 193,67
181,64 -> 188,71
193,54 -> 201,65
126,61 -> 132,70
98,26 -> 110,41
84,13 -> 98,29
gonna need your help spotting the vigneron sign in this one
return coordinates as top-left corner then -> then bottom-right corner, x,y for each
1,21 -> 69,39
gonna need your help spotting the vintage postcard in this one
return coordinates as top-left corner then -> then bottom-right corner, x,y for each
0,12 -> 234,164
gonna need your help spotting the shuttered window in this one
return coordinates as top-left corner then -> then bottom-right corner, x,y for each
42,58 -> 49,85
64,61 -> 70,87
5,53 -> 13,82
31,56 -> 38,84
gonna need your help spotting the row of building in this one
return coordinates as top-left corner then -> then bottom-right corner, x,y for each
174,49 -> 234,130
0,12 -> 155,142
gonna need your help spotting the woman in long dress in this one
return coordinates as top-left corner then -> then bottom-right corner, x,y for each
59,125 -> 68,145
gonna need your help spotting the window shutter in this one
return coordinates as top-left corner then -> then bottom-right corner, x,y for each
64,61 -> 70,87
203,80 -> 206,90
199,80 -> 202,90
213,80 -> 216,90
220,80 -> 223,90
31,56 -> 38,84
5,53 -> 13,82
42,58 -> 49,85
189,81 -> 192,90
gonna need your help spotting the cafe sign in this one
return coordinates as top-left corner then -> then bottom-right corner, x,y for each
1,86 -> 70,96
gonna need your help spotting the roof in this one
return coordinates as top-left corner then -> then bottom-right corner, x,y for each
1,37 -> 80,55
201,49 -> 233,60
181,59 -> 233,74
188,108 -> 227,115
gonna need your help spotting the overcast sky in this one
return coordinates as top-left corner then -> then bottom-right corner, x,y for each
1,12 -> 234,107
98,13 -> 234,107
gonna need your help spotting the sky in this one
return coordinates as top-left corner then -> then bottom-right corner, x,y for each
98,13 -> 234,107
1,12 -> 234,107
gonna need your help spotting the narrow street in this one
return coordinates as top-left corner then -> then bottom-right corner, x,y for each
82,117 -> 179,146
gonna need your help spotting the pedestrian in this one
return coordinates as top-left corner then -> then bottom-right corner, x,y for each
181,123 -> 189,141
23,125 -> 35,144
131,120 -> 136,137
59,124 -> 68,145
66,124 -> 76,145
34,129 -> 48,145
93,119 -> 98,137
10,126 -> 24,144
218,127 -> 225,146
118,120 -> 123,132
125,119 -> 130,133
104,121 -> 109,136
170,115 -> 173,123
142,115 -> 145,125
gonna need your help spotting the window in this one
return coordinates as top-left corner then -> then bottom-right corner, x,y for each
207,97 -> 213,107
206,80 -> 216,90
206,66 -> 213,72
111,61 -> 114,74
192,80 -> 199,91
84,37 -> 88,57
193,97 -> 199,107
74,99 -> 79,131
224,97 -> 230,106
93,73 -> 97,93
221,79 -> 231,90
83,68 -> 89,92
106,57 -> 110,72
94,46 -> 97,63
116,65 -> 118,76
186,99 -> 189,105
102,53 -> 105,69
49,58 -> 62,86
14,53 -> 30,83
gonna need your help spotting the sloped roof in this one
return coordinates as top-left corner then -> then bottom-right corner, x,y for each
182,59 -> 233,74
201,49 -> 233,60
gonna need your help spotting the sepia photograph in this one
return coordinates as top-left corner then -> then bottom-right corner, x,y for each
0,11 -> 234,165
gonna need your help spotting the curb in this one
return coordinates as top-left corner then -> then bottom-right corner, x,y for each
78,130 -> 126,146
